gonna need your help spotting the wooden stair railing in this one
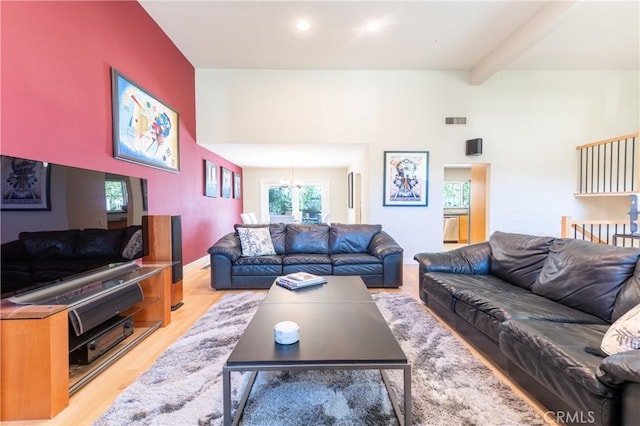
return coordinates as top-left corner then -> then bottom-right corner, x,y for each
576,132 -> 639,196
561,216 -> 639,248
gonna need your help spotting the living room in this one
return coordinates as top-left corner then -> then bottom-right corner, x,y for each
1,0 -> 639,425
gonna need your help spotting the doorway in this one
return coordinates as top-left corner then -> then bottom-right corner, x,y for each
443,163 -> 489,248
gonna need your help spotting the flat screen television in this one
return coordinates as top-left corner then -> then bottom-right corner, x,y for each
0,155 -> 148,298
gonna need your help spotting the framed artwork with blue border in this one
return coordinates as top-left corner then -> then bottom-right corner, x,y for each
383,151 -> 429,207
111,68 -> 180,172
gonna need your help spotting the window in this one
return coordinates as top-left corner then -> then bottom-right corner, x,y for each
105,179 -> 128,212
443,181 -> 470,208
264,180 -> 328,223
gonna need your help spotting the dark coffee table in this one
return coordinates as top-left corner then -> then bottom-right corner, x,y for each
222,275 -> 411,425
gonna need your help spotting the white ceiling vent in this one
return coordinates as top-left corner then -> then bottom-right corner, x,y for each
445,117 -> 467,125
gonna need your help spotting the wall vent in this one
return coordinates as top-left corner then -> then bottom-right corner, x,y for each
445,117 -> 467,125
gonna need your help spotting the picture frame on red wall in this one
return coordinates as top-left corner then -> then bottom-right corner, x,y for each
204,160 -> 218,198
233,172 -> 241,199
111,68 -> 180,173
221,167 -> 232,198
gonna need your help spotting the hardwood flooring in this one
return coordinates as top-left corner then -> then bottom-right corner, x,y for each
7,261 -> 552,425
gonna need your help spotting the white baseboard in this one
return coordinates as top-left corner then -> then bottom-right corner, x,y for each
183,254 -> 210,274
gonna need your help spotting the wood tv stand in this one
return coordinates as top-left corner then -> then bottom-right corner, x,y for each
0,215 -> 177,421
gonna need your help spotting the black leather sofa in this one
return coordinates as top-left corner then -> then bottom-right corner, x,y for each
1,226 -> 143,298
207,223 -> 403,289
414,231 -> 640,426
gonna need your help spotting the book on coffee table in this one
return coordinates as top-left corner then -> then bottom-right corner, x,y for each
276,272 -> 327,290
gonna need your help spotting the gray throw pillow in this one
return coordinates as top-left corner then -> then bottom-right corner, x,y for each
237,227 -> 276,257
122,229 -> 143,259
601,303 -> 640,355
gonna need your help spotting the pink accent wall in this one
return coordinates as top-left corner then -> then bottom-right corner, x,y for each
0,1 -> 241,266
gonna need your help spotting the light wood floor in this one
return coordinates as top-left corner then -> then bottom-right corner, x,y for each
8,262 -> 553,425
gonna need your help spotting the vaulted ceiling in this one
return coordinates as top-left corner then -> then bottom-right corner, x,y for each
139,1 -> 639,167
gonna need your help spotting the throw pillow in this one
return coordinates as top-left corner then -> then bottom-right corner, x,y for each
237,227 -> 276,257
122,229 -> 144,259
601,303 -> 640,355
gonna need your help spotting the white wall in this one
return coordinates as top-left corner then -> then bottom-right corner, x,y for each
196,69 -> 639,262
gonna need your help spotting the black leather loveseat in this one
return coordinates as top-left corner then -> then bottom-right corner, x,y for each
1,226 -> 143,298
414,231 -> 640,426
208,223 -> 403,289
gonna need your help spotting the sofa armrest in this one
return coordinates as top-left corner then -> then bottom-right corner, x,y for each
414,242 -> 491,275
368,231 -> 403,259
207,233 -> 242,262
597,350 -> 640,385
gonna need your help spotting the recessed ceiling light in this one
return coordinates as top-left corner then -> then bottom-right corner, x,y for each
366,21 -> 381,32
296,19 -> 311,32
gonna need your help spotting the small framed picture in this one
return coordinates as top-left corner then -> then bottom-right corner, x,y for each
233,172 -> 241,199
383,151 -> 429,207
204,160 -> 218,197
1,155 -> 51,211
221,167 -> 232,198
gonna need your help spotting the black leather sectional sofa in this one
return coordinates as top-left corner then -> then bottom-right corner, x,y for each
207,223 -> 403,289
1,226 -> 143,298
414,231 -> 640,426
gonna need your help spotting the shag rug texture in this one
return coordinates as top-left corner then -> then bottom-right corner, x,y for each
95,292 -> 545,425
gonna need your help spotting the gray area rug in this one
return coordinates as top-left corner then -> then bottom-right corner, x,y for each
95,292 -> 545,425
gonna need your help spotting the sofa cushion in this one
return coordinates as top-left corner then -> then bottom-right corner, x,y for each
232,256 -> 282,276
1,240 -> 29,261
499,319 -> 617,413
423,272 -> 530,310
283,254 -> 331,265
489,231 -> 555,290
612,258 -> 640,322
282,264 -> 332,276
601,303 -> 640,355
331,253 -> 383,275
333,264 -> 383,276
330,253 -> 381,266
19,230 -> 79,259
285,224 -> 329,254
236,226 -> 276,257
329,224 -> 381,253
454,288 -> 606,342
532,238 -> 640,322
75,228 -> 125,259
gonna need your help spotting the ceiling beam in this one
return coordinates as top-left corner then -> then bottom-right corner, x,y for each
469,0 -> 577,85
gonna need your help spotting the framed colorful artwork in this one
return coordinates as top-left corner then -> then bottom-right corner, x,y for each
383,151 -> 429,207
204,160 -> 218,197
233,172 -> 241,199
111,68 -> 180,172
1,155 -> 51,211
221,167 -> 232,198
